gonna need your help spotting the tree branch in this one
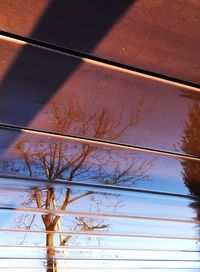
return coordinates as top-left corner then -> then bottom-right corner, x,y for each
68,191 -> 93,204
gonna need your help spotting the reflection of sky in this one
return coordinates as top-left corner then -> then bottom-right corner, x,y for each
0,177 -> 200,271
0,127 -> 196,195
0,2 -> 199,270
137,157 -> 188,194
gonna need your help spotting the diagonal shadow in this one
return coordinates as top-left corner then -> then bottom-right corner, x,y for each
0,0 -> 134,153
30,0 -> 135,53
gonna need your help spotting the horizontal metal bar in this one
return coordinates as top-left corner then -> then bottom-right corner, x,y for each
0,206 -> 198,225
0,228 -> 199,241
0,267 -> 198,270
0,245 -> 198,253
0,257 -> 199,262
0,267 -> 199,271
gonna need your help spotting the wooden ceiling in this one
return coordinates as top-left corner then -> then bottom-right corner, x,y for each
0,1 -> 200,270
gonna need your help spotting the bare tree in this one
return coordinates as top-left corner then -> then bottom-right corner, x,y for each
4,102 -> 153,271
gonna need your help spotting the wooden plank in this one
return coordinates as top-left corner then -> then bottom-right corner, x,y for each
0,37 -> 200,156
0,0 -> 199,83
0,127 -> 200,196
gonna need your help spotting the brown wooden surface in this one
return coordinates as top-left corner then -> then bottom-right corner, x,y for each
1,1 -> 200,269
0,0 -> 200,84
0,37 -> 199,156
0,127 -> 199,194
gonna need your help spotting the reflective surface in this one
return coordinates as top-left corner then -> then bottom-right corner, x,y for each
1,177 -> 200,271
0,0 -> 199,83
1,126 -> 200,194
0,1 -> 200,270
1,126 -> 200,269
1,38 -> 200,156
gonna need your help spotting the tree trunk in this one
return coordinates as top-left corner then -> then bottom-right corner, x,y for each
46,233 -> 57,272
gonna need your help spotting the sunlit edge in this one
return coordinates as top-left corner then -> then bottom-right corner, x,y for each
19,128 -> 200,162
1,34 -> 199,92
1,205 -> 198,225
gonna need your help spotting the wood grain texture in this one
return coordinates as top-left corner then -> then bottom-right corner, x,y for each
0,38 -> 199,155
0,0 -> 199,83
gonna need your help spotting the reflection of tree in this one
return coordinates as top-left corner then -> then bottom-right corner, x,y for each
180,93 -> 200,223
75,217 -> 108,231
5,103 -> 152,272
